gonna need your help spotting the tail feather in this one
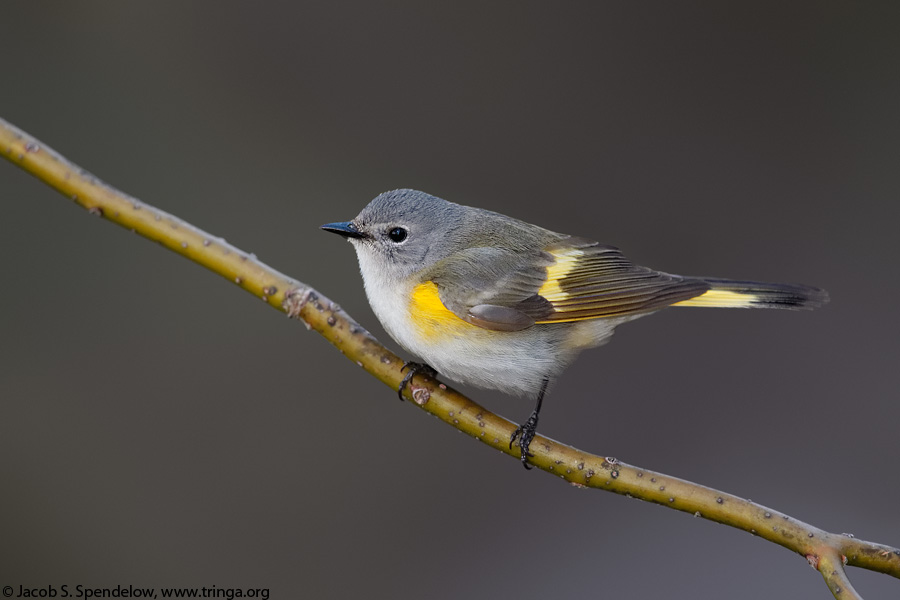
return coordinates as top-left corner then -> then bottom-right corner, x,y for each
672,278 -> 829,310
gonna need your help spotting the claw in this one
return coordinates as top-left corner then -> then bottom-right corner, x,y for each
510,377 -> 549,470
397,361 -> 437,401
510,415 -> 538,469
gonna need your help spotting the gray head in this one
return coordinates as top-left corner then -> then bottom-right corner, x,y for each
321,189 -> 470,280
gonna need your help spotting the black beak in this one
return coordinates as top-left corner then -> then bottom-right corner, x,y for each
321,221 -> 365,239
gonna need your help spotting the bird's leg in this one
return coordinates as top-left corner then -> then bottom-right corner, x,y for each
509,377 -> 549,469
397,361 -> 438,401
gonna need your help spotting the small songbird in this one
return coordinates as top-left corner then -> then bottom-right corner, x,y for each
323,189 -> 828,467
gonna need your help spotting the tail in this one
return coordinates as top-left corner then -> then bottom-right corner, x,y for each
672,277 -> 829,310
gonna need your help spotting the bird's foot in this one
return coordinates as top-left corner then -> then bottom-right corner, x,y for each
398,361 -> 438,401
509,410 -> 540,470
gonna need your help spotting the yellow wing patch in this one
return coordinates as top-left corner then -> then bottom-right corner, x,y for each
409,281 -> 477,341
537,247 -> 601,324
537,248 -> 584,301
533,244 -> 712,323
671,289 -> 756,308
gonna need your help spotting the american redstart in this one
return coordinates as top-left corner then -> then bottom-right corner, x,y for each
322,189 -> 828,467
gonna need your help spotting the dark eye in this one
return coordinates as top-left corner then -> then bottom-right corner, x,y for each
388,227 -> 408,243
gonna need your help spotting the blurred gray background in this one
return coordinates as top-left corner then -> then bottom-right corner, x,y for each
1,2 -> 897,598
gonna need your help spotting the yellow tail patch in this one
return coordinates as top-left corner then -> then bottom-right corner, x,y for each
672,289 -> 757,308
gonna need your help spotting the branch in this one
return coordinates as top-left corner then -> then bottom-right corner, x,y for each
2,116 -> 897,599
815,551 -> 862,600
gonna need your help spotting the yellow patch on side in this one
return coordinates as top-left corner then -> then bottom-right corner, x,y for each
537,248 -> 584,301
672,289 -> 756,308
409,281 -> 475,341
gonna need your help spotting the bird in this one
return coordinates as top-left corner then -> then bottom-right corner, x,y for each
322,189 -> 828,468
